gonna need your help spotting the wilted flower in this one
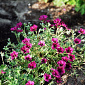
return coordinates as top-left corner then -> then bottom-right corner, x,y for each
68,54 -> 75,62
57,66 -> 65,76
65,63 -> 72,71
10,51 -> 18,60
65,47 -> 73,53
24,54 -> 32,61
55,76 -> 62,83
25,80 -> 34,85
41,58 -> 47,64
78,28 -> 85,34
28,61 -> 36,69
74,38 -> 81,44
57,47 -> 64,53
30,24 -> 38,31
22,38 -> 30,44
57,60 -> 66,67
38,41 -> 45,47
44,73 -> 51,82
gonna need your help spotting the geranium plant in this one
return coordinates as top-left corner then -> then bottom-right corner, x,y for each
0,15 -> 85,85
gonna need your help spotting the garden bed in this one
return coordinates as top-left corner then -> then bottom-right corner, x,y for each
0,1 -> 85,85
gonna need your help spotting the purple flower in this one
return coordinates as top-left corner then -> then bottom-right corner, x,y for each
62,56 -> 69,62
53,18 -> 61,23
41,58 -> 47,64
57,60 -> 66,67
50,24 -> 54,27
10,27 -> 17,31
65,47 -> 73,53
68,54 -> 75,62
57,66 -> 65,76
10,22 -> 23,32
65,63 -> 72,71
38,41 -> 45,47
51,43 -> 60,50
55,76 -> 62,83
57,47 -> 64,53
1,70 -> 6,74
28,61 -> 36,69
30,25 -> 38,31
74,38 -> 81,44
46,20 -> 50,22
52,70 -> 60,77
16,29 -> 23,32
50,68 -> 55,71
44,73 -> 51,82
24,54 -> 32,61
25,80 -> 34,85
26,43 -> 32,49
63,8 -> 66,11
61,22 -> 67,27
52,38 -> 58,43
10,51 -> 18,60
21,46 -> 29,54
39,15 -> 48,21
55,22 -> 61,27
78,28 -> 85,34
16,22 -> 22,28
22,38 -> 30,44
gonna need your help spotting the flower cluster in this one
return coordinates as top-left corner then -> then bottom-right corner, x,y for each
2,15 -> 85,85
50,55 -> 75,83
39,15 -> 50,23
10,22 -> 23,32
52,18 -> 70,30
21,38 -> 32,54
51,38 -> 60,50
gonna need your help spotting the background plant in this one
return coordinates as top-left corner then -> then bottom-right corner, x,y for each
38,0 -> 85,15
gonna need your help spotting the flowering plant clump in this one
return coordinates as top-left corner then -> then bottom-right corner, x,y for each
0,15 -> 85,85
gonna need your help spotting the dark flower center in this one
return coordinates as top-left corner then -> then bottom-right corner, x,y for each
26,57 -> 29,60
